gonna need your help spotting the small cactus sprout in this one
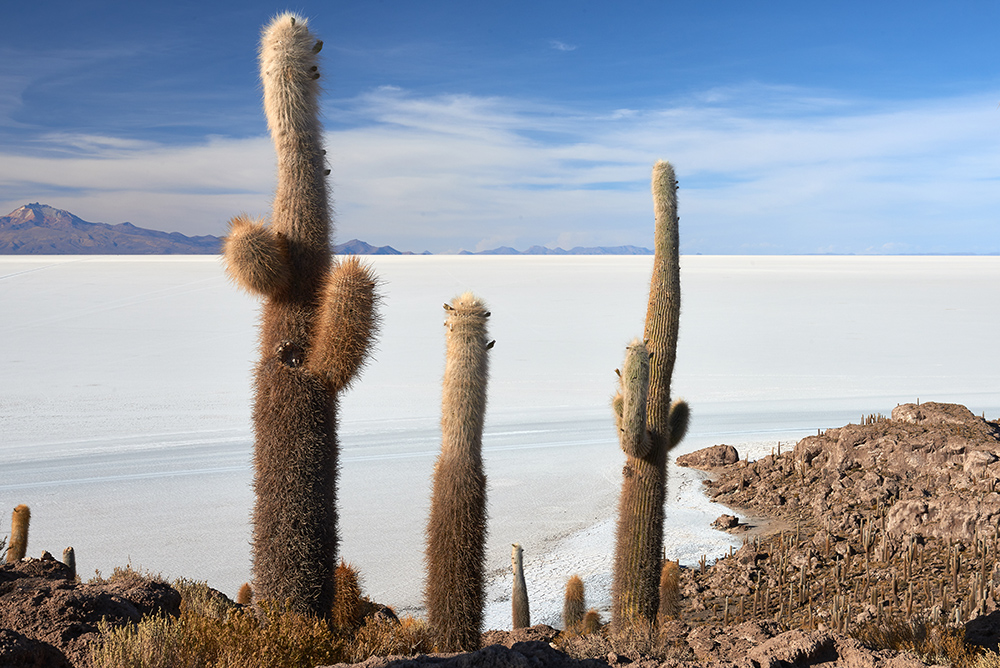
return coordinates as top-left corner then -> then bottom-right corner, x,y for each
425,293 -> 492,652
7,505 -> 29,562
658,560 -> 681,622
333,560 -> 366,630
61,547 -> 76,579
511,543 -> 530,629
563,575 -> 586,632
236,582 -> 253,606
581,609 -> 602,635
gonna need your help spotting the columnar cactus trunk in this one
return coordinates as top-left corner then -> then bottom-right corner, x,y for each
612,161 -> 687,630
425,293 -> 492,652
223,13 -> 378,617
511,543 -> 530,629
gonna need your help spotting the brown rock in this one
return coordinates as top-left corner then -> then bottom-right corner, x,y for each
676,445 -> 739,470
711,515 -> 740,531
321,641 -> 609,668
0,561 -> 181,668
746,629 -> 838,668
0,629 -> 71,668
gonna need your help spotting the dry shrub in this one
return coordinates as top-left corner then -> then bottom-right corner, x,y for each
88,564 -> 166,587
976,651 -> 1000,668
852,618 -> 980,668
90,602 -> 345,668
349,615 -> 435,662
555,616 -> 692,662
173,579 -> 239,621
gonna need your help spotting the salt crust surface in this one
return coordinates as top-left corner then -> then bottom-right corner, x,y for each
1,255 -> 998,628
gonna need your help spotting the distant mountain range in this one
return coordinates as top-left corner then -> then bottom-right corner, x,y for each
0,204 -> 652,255
0,204 -> 222,254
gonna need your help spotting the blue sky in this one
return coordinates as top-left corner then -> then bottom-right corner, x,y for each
1,1 -> 998,253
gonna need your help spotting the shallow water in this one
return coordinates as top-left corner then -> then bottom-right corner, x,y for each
1,255 -> 997,629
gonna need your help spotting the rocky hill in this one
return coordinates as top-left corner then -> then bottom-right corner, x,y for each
0,204 -> 223,254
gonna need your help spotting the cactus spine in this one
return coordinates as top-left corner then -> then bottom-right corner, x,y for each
425,293 -> 492,652
7,505 -> 29,562
563,575 -> 586,632
511,543 -> 530,629
223,13 -> 378,617
612,161 -> 687,630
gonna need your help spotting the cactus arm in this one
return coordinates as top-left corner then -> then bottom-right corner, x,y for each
668,399 -> 690,449
306,256 -> 380,392
618,339 -> 652,459
222,214 -> 291,297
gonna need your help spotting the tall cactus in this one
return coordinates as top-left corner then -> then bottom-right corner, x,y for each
611,160 -> 689,630
425,293 -> 492,651
223,13 -> 378,617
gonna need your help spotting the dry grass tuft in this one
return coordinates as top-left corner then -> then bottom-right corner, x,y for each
349,615 -> 435,662
852,618 -> 980,668
90,602 -> 344,668
555,616 -> 692,662
88,564 -> 167,587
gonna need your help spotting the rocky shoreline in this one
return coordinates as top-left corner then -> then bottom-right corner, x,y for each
3,401 -> 999,667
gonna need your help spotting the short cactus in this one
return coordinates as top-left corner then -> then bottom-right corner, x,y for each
511,543 -> 530,629
223,13 -> 379,617
425,293 -> 492,652
236,582 -> 253,606
563,575 -> 586,632
581,609 -> 602,635
62,547 -> 76,579
658,559 -> 680,621
333,560 -> 366,630
611,161 -> 688,631
7,505 -> 29,563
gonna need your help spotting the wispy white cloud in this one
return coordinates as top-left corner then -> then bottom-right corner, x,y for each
2,84 -> 998,253
549,40 -> 577,52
